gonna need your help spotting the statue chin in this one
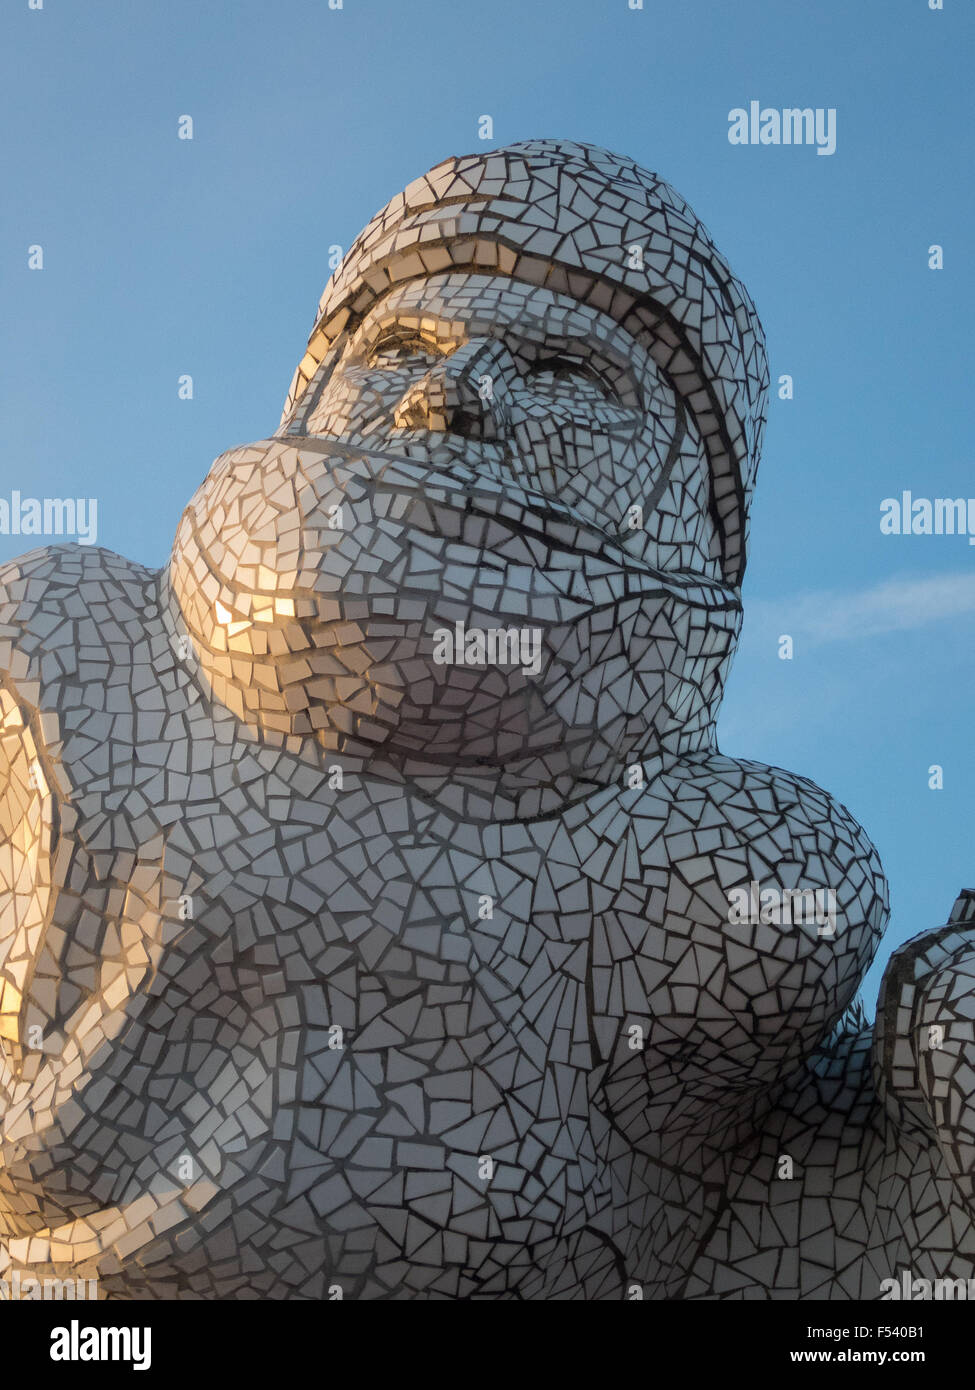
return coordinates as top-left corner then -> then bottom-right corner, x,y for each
173,598 -> 669,769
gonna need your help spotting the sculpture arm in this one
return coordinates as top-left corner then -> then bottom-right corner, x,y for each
0,676 -> 57,1058
873,892 -> 975,1208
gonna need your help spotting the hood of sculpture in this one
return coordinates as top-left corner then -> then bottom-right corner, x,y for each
170,141 -> 768,773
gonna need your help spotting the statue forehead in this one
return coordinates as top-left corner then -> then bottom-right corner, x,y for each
350,272 -> 650,355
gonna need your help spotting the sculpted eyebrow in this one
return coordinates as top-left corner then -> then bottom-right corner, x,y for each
513,331 -> 642,391
358,313 -> 460,351
494,321 -> 631,363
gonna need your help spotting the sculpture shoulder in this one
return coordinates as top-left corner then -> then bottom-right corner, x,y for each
0,544 -> 163,692
635,749 -> 887,884
584,749 -> 889,986
0,541 -> 159,612
0,545 -> 168,815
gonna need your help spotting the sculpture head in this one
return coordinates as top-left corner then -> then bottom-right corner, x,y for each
170,142 -> 768,805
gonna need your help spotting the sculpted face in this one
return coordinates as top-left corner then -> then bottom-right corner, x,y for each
301,272 -> 720,577
170,274 -> 734,781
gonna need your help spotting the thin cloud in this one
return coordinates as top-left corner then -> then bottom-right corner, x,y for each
745,572 -> 975,647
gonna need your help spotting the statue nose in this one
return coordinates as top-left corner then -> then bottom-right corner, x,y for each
392,341 -> 511,441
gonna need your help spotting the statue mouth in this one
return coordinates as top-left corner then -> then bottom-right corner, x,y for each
182,437 -> 739,658
202,492 -> 738,658
293,440 -> 741,616
171,436 -> 742,760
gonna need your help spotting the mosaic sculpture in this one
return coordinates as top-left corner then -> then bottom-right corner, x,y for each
1,141 -> 972,1300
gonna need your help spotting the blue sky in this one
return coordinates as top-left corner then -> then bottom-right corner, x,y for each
2,0 -> 972,1010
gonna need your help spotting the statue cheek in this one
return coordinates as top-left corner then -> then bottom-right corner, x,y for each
306,370 -> 397,435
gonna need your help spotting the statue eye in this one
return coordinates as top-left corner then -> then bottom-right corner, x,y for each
526,356 -> 623,405
367,336 -> 440,369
